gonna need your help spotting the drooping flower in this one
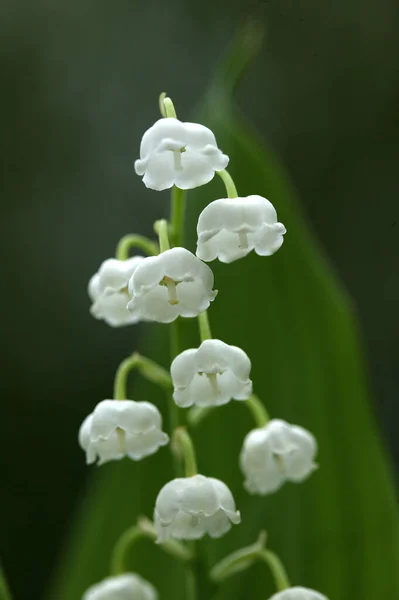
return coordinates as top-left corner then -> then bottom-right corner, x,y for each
154,474 -> 241,542
239,419 -> 317,495
196,195 -> 286,263
127,247 -> 217,324
269,587 -> 328,600
170,339 -> 252,407
79,399 -> 169,465
134,118 -> 229,191
88,256 -> 144,327
82,573 -> 158,600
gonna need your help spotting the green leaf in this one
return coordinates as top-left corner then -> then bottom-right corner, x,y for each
0,567 -> 13,600
49,25 -> 399,600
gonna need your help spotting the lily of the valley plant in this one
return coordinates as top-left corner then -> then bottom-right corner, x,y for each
81,94 -> 326,600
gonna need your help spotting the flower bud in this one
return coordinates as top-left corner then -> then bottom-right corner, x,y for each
82,573 -> 158,600
269,587 -> 328,600
88,256 -> 144,327
196,195 -> 286,263
240,419 -> 317,495
135,118 -> 229,191
127,247 -> 217,323
79,399 -> 169,465
154,474 -> 241,542
171,339 -> 252,407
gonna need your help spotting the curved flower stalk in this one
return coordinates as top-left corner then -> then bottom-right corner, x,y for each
127,247 -> 217,323
269,587 -> 328,600
196,195 -> 286,263
88,256 -> 144,326
239,419 -> 317,495
154,474 -> 241,542
170,339 -> 252,407
135,118 -> 229,191
82,573 -> 158,600
79,399 -> 169,465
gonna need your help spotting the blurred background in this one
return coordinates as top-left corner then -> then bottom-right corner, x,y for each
1,1 -> 398,599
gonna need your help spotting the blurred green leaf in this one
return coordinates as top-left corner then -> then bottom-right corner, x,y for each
49,25 -> 399,600
0,567 -> 12,600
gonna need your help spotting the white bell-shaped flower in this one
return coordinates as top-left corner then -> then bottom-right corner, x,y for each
88,256 -> 144,327
79,399 -> 169,465
127,247 -> 217,324
134,118 -> 229,191
170,339 -> 252,407
239,419 -> 317,495
83,573 -> 158,600
154,474 -> 241,542
269,587 -> 328,600
196,195 -> 286,263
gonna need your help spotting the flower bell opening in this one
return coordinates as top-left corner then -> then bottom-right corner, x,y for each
205,372 -> 220,395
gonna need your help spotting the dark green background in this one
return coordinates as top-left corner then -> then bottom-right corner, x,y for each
1,1 -> 398,599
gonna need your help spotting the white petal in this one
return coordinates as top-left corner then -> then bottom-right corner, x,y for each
209,477 -> 240,518
78,414 -> 93,451
83,573 -> 158,600
91,291 -> 139,327
126,428 -> 169,460
96,257 -> 144,293
170,349 -> 198,388
142,151 -> 176,191
161,247 -> 206,281
88,257 -> 144,327
88,274 -> 100,301
129,255 -> 164,294
270,587 -> 328,600
204,509 -> 235,538
139,118 -> 188,157
181,475 -> 220,516
197,229 -> 251,263
176,279 -> 217,316
90,400 -> 131,439
155,478 -> 188,523
253,223 -> 286,256
135,118 -> 228,191
92,430 -> 126,465
240,421 -> 317,495
196,196 -> 285,263
128,285 -> 180,323
173,148 -> 216,190
156,510 -> 205,541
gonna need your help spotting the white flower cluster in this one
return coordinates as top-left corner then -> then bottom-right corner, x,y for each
81,98 -> 326,600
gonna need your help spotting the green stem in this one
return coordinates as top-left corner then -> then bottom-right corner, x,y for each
170,186 -> 186,247
198,311 -> 212,341
246,394 -> 270,427
173,427 -> 198,477
259,550 -> 290,591
113,353 -> 172,400
111,526 -> 144,575
163,96 -> 177,118
216,169 -> 238,198
187,406 -> 214,428
115,234 -> 159,260
154,219 -> 171,253
159,92 -> 167,117
111,520 -> 192,575
210,531 -> 267,582
185,565 -> 198,600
